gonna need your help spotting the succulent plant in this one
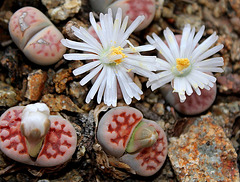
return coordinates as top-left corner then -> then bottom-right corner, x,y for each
161,83 -> 217,115
0,103 -> 77,167
147,24 -> 224,103
97,106 -> 168,176
20,103 -> 51,158
8,7 -> 66,65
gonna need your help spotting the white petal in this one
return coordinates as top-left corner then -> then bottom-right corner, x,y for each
185,81 -> 193,96
184,27 -> 196,58
73,61 -> 101,76
106,9 -> 114,43
124,57 -> 157,71
196,67 -> 224,73
80,64 -> 103,85
123,62 -> 155,78
117,67 -> 134,98
63,53 -> 99,61
194,87 -> 201,95
120,66 -> 143,96
195,57 -> 224,67
191,32 -> 218,61
151,33 -> 175,65
85,66 -> 107,103
195,44 -> 224,63
72,26 -> 103,51
204,85 -> 210,90
149,73 -> 174,91
97,76 -> 107,104
187,25 -> 205,56
61,39 -> 100,54
115,67 -> 132,105
179,92 -> 186,103
117,16 -> 129,45
180,24 -> 191,58
124,44 -> 155,53
156,58 -> 172,70
164,27 -> 180,59
89,12 -> 108,49
119,15 -> 145,47
111,8 -> 122,46
99,13 -> 109,44
208,81 -> 214,88
106,67 -> 117,106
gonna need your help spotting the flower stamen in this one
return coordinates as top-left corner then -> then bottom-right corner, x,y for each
176,58 -> 190,71
109,46 -> 127,65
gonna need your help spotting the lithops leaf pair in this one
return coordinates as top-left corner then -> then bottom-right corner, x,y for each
89,0 -> 156,31
0,103 -> 77,167
161,83 -> 217,115
8,7 -> 66,65
97,106 -> 168,176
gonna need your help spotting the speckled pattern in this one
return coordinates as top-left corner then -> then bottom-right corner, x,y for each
168,115 -> 239,182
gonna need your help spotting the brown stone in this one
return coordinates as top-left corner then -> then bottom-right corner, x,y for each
229,0 -> 240,18
53,68 -> 73,93
0,81 -> 18,106
168,115 -> 239,182
41,94 -> 84,113
62,18 -> 88,41
217,73 -> 240,94
25,69 -> 47,101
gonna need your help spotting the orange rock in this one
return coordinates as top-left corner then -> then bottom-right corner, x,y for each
168,116 -> 239,182
25,69 -> 47,101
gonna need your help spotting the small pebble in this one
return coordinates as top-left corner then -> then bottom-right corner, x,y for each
25,69 -> 47,101
168,115 -> 239,182
0,81 -> 18,107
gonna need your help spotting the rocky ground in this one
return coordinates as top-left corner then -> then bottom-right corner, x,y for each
0,0 -> 240,181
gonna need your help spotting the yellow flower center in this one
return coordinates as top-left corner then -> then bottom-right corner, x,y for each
110,46 -> 127,65
176,58 -> 190,71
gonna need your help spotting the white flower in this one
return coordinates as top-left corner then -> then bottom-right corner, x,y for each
147,24 -> 224,102
61,8 -> 157,106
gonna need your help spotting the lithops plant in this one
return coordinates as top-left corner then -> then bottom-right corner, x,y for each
0,103 -> 77,167
146,24 -> 224,115
161,81 -> 217,115
89,0 -> 156,31
97,106 -> 168,176
147,24 -> 224,103
8,7 -> 66,65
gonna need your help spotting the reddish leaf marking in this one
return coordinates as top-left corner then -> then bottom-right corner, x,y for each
125,0 -> 154,21
108,112 -> 142,147
136,130 -> 166,170
39,121 -> 72,159
31,34 -> 62,57
0,109 -> 27,154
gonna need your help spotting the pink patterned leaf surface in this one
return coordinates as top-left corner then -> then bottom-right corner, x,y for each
120,119 -> 168,176
97,107 -> 143,157
0,107 -> 76,167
